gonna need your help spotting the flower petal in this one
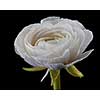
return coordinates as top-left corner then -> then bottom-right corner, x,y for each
63,18 -> 85,29
73,27 -> 85,45
54,20 -> 73,34
46,63 -> 65,70
68,38 -> 80,62
51,49 -> 70,64
69,27 -> 85,58
66,49 -> 94,67
24,53 -> 65,70
14,24 -> 40,58
24,54 -> 43,67
79,29 -> 93,54
35,49 -> 70,64
41,16 -> 60,25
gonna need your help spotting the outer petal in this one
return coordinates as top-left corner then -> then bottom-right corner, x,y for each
54,20 -> 73,34
47,63 -> 65,70
68,39 -> 80,61
41,16 -> 60,25
73,27 -> 85,45
62,18 -> 85,30
33,49 -> 70,64
14,24 -> 40,58
79,29 -> 93,54
24,54 -> 43,67
24,52 -> 65,70
68,28 -> 85,61
66,49 -> 94,67
50,49 -> 70,64
25,54 -> 65,70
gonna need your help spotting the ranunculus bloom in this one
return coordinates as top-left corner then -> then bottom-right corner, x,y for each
14,17 -> 93,71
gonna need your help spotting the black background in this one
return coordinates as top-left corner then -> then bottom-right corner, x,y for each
0,10 -> 99,90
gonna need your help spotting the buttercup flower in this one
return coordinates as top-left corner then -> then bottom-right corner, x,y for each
14,17 -> 93,89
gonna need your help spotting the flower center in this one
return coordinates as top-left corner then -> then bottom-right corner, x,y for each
34,33 -> 64,46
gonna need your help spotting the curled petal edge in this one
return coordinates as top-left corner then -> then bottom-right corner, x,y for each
66,49 -> 94,68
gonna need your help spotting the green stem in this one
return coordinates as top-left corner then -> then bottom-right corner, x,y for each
50,70 -> 61,90
53,72 -> 61,90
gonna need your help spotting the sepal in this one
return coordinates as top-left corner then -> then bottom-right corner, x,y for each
22,67 -> 46,71
65,65 -> 84,78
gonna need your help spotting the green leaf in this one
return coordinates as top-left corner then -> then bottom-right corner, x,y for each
22,67 -> 46,72
50,70 -> 60,86
65,65 -> 84,78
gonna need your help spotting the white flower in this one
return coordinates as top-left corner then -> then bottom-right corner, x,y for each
14,17 -> 93,80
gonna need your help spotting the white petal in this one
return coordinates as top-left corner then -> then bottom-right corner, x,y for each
24,29 -> 51,57
54,20 -> 73,34
66,28 -> 85,62
79,29 -> 93,54
73,27 -> 85,45
69,39 -> 80,61
72,20 -> 85,29
66,49 -> 94,67
24,44 -> 49,58
41,16 -> 60,25
38,27 -> 67,38
25,54 -> 65,70
24,24 -> 51,45
43,63 -> 65,70
24,54 -> 43,67
51,49 -> 70,64
63,18 -> 85,29
36,49 -> 70,64
71,27 -> 85,57
14,24 -> 40,58
32,37 -> 72,64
